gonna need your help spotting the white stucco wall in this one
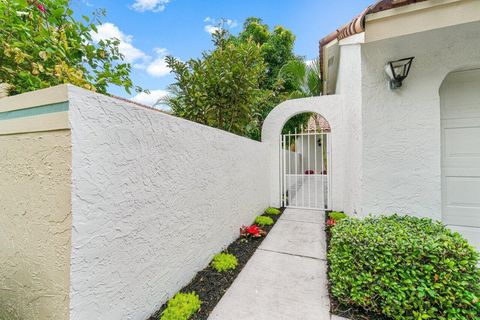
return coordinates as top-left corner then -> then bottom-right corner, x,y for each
67,86 -> 270,320
295,136 -> 325,174
335,38 -> 364,214
360,21 -> 480,218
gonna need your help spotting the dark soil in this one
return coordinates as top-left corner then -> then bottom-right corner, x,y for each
148,208 -> 285,320
325,213 -> 390,320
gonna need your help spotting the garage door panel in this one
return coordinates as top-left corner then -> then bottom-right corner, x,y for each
444,127 -> 480,158
445,176 -> 480,208
441,69 -> 480,250
444,208 -> 480,228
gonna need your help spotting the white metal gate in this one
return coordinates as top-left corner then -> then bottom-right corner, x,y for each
280,130 -> 332,210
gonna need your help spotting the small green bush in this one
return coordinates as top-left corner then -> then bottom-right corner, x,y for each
328,211 -> 347,221
328,215 -> 480,320
265,207 -> 281,215
160,292 -> 201,320
211,253 -> 238,272
255,215 -> 274,226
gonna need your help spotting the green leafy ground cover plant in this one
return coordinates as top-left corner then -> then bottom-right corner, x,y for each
328,215 -> 480,320
211,253 -> 238,272
160,292 -> 201,320
328,211 -> 347,221
255,215 -> 274,226
265,207 -> 281,215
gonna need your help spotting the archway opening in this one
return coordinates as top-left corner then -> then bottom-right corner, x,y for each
280,112 -> 331,210
440,68 -> 480,251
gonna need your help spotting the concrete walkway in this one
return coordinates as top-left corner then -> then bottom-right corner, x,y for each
208,208 -> 334,320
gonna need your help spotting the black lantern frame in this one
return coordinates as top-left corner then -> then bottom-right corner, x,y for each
385,57 -> 414,90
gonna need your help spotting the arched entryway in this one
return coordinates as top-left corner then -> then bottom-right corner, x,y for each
280,113 -> 331,209
261,95 -> 343,209
440,68 -> 480,250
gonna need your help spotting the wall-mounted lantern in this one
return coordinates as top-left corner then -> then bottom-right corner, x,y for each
384,57 -> 414,90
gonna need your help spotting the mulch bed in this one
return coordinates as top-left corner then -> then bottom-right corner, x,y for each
325,213 -> 390,320
148,208 -> 285,320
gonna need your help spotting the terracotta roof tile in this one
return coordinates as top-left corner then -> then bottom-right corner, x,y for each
319,0 -> 429,89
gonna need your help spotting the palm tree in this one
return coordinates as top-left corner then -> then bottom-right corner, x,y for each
278,58 -> 322,134
278,58 -> 322,98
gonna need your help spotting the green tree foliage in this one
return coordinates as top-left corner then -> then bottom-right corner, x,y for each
164,17 -> 321,140
234,17 -> 296,91
0,0 -> 141,96
232,18 -> 322,138
164,30 -> 272,136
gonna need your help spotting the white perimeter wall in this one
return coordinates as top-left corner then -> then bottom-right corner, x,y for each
67,86 -> 270,320
360,21 -> 480,219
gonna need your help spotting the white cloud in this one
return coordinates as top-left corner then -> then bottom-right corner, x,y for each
146,47 -> 171,77
131,0 -> 170,13
90,23 -> 147,64
131,89 -> 169,107
204,17 -> 238,34
224,19 -> 238,28
90,23 -> 175,79
204,25 -> 220,34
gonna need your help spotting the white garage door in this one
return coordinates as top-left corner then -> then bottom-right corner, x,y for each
441,69 -> 480,251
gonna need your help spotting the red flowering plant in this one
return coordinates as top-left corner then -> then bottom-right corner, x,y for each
240,224 -> 266,238
326,218 -> 337,227
326,211 -> 348,229
33,1 -> 46,14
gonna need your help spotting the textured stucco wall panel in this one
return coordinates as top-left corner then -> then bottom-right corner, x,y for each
67,86 -> 270,320
335,42 -> 364,214
0,130 -> 71,320
360,21 -> 480,218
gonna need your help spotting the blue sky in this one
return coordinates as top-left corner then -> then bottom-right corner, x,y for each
72,0 -> 372,106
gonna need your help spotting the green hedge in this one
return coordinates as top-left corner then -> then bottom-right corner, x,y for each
328,215 -> 480,320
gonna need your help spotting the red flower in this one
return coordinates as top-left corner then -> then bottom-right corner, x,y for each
32,1 -> 46,13
327,218 -> 336,226
240,224 -> 265,238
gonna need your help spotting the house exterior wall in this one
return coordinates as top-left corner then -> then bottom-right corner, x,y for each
0,86 -> 72,320
67,86 -> 270,320
360,20 -> 480,218
336,37 -> 364,215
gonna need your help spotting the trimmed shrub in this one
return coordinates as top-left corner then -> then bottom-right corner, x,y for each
160,292 -> 201,320
328,211 -> 347,221
255,215 -> 274,226
211,253 -> 238,272
328,215 -> 480,320
265,207 -> 281,215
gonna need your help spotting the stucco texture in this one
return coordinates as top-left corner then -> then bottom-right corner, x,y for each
360,20 -> 480,219
67,86 -> 270,320
0,130 -> 72,320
